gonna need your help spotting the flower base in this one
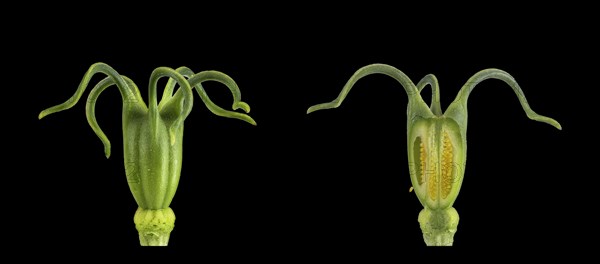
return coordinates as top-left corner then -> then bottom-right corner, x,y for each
134,207 -> 175,246
418,207 -> 459,246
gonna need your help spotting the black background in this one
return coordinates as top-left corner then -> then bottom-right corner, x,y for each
9,3 -> 590,260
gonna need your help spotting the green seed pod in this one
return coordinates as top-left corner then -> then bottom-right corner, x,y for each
40,63 -> 255,246
307,64 -> 561,246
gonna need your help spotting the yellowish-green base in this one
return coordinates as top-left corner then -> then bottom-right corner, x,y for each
134,207 -> 176,246
418,207 -> 459,246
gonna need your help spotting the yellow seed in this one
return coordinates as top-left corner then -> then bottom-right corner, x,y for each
420,140 -> 426,185
414,137 -> 425,185
409,186 -> 413,192
428,162 -> 437,201
441,132 -> 454,199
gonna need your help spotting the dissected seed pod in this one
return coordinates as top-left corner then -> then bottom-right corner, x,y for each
307,63 -> 561,246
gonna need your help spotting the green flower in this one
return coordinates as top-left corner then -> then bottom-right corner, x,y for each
39,63 -> 255,246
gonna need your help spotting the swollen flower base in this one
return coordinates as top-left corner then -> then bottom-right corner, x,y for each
134,208 -> 176,246
307,63 -> 561,246
418,207 -> 459,246
39,63 -> 256,246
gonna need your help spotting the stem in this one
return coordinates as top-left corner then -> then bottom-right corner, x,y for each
39,62 -> 144,119
187,70 -> 256,125
416,74 -> 442,116
446,68 -> 561,130
306,63 -> 424,114
149,67 -> 194,145
418,207 -> 459,246
134,207 -> 175,246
